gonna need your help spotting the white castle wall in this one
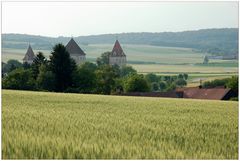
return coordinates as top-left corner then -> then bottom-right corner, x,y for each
71,55 -> 86,64
109,56 -> 126,66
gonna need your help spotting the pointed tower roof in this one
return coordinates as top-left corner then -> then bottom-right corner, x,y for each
23,45 -> 35,61
111,40 -> 126,57
66,38 -> 85,55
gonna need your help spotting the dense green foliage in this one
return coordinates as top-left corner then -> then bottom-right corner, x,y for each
202,76 -> 238,99
2,43 -> 186,94
2,68 -> 35,90
71,64 -> 97,93
96,51 -> 111,66
36,65 -> 56,91
2,43 -> 237,95
226,76 -> 238,93
124,74 -> 150,92
203,76 -> 238,91
49,44 -> 77,92
2,90 -> 238,159
144,73 -> 188,92
2,59 -> 22,75
32,52 -> 47,79
2,28 -> 238,56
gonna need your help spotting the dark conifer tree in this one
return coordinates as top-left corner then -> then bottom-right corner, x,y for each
49,44 -> 77,92
32,52 -> 47,79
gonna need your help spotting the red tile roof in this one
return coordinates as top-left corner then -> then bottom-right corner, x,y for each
177,87 -> 231,100
111,40 -> 126,57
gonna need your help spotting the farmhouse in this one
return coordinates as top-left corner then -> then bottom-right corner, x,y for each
122,86 -> 236,100
66,38 -> 86,64
109,40 -> 127,66
23,44 -> 36,64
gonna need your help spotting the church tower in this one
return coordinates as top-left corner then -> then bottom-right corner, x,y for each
23,44 -> 36,64
109,40 -> 126,66
66,38 -> 86,64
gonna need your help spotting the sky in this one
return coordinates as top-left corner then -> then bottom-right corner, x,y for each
2,1 -> 239,37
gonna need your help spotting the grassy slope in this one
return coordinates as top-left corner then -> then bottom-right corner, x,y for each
2,90 -> 238,159
2,45 -> 238,87
2,44 -> 204,64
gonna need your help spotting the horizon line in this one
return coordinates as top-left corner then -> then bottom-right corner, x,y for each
2,27 -> 238,38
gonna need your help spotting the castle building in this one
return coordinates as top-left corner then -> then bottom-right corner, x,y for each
109,40 -> 127,66
66,38 -> 86,64
23,44 -> 36,64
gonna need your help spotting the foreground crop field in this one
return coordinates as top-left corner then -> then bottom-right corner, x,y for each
2,90 -> 238,159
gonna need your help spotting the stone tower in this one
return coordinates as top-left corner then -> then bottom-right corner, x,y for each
66,38 -> 86,64
109,40 -> 126,66
23,44 -> 36,64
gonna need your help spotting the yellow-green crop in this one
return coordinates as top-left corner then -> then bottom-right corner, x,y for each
2,90 -> 238,159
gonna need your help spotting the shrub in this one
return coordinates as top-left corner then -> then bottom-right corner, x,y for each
3,68 -> 35,90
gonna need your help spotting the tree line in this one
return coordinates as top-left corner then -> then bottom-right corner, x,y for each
2,43 -> 190,94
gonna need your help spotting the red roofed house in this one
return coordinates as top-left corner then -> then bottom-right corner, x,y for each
121,87 -> 236,100
109,40 -> 127,66
23,44 -> 36,64
176,87 -> 236,100
66,38 -> 86,64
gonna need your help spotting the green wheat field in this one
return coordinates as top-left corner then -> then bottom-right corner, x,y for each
2,90 -> 238,159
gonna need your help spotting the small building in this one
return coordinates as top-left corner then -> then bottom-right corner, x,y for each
121,87 -> 236,100
23,44 -> 36,64
109,40 -> 127,66
66,38 -> 86,64
176,87 -> 236,100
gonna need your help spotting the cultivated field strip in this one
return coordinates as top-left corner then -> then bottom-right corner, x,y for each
2,90 -> 238,159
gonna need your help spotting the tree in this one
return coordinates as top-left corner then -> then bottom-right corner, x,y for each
36,64 -> 56,91
151,82 -> 159,91
23,62 -> 31,69
95,65 -> 118,94
227,76 -> 238,93
2,59 -> 22,74
32,52 -> 47,79
203,78 -> 229,88
165,83 -> 176,91
124,74 -> 150,92
183,73 -> 188,80
170,76 -> 177,83
120,66 -> 137,77
203,55 -> 209,64
145,73 -> 159,83
72,65 -> 97,93
9,63 -> 17,72
2,68 -> 35,90
163,76 -> 171,82
96,51 -> 111,66
80,62 -> 97,72
178,74 -> 184,79
175,78 -> 187,87
49,44 -> 77,92
159,81 -> 167,91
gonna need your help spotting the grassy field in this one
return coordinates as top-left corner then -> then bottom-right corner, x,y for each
2,44 -> 205,64
2,90 -> 238,159
2,45 -> 238,87
131,64 -> 238,74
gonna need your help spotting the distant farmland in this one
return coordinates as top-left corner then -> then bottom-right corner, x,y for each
2,44 -> 238,86
2,90 -> 238,159
2,44 -> 204,64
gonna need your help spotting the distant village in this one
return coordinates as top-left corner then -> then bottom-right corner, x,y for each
19,38 -> 238,101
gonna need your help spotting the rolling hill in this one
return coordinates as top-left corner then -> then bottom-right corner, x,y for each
2,28 -> 238,56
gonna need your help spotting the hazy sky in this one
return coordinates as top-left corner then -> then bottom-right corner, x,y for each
2,1 -> 238,37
